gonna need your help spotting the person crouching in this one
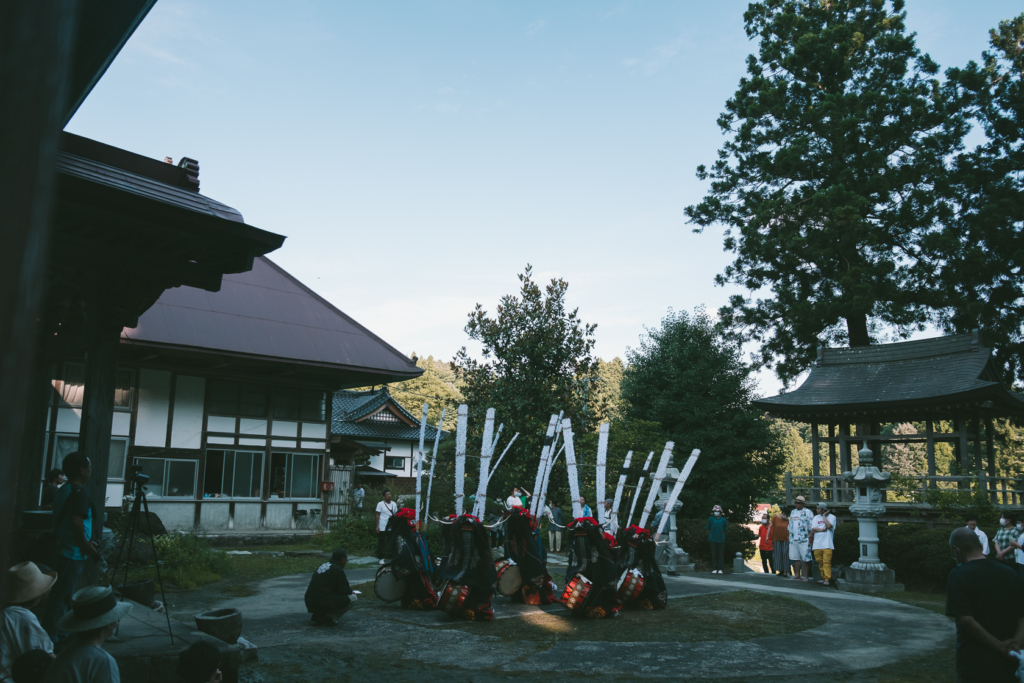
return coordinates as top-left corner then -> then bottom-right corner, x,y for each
304,549 -> 357,626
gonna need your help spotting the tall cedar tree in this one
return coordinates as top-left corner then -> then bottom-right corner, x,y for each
929,15 -> 1024,385
685,0 -> 964,385
452,265 -> 600,498
621,308 -> 785,522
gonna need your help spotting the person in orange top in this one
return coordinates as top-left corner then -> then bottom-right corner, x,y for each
757,513 -> 774,574
770,510 -> 791,577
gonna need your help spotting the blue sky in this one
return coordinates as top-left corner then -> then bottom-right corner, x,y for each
69,0 -> 1022,397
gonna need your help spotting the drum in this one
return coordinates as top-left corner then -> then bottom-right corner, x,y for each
616,569 -> 645,604
438,581 -> 470,616
373,565 -> 406,603
495,559 -> 523,597
560,573 -> 592,614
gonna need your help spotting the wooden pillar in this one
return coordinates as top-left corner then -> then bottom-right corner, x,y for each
955,411 -> 969,487
925,418 -> 936,486
78,311 -> 123,547
810,421 -> 820,503
828,424 -> 837,475
839,423 -> 851,502
987,415 -> 999,503
0,0 -> 80,599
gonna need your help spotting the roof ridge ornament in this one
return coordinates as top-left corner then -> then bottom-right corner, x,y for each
177,156 -> 199,192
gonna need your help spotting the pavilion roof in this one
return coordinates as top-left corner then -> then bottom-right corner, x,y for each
753,332 -> 1024,421
331,387 -> 444,442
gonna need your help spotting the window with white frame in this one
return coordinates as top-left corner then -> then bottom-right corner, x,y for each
269,452 -> 320,499
133,457 -> 198,498
51,363 -> 133,410
204,450 -> 264,499
384,456 -> 406,470
52,435 -> 129,481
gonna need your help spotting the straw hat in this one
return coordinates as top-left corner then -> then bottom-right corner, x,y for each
6,562 -> 57,605
794,495 -> 806,503
57,586 -> 132,632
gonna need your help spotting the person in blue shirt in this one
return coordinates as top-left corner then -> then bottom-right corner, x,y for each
706,504 -> 729,574
579,496 -> 593,519
41,452 -> 101,642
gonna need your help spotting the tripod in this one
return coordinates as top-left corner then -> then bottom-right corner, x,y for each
107,477 -> 174,644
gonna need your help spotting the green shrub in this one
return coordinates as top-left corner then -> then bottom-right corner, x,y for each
152,533 -> 234,589
833,522 -> 957,590
675,518 -> 757,563
314,513 -> 446,557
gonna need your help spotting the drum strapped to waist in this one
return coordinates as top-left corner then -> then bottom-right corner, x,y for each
495,559 -> 523,597
374,565 -> 406,603
560,573 -> 593,614
616,568 -> 645,604
438,581 -> 470,616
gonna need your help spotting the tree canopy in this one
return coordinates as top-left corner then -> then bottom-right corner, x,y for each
621,308 -> 785,521
685,0 -> 966,385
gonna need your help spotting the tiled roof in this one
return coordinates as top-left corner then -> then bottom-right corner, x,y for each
331,387 -> 443,441
754,332 -> 1024,419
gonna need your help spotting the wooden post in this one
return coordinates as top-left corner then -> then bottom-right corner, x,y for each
784,471 -> 792,505
828,424 -> 837,476
810,421 -> 820,503
78,311 -> 123,548
925,418 -> 936,487
839,424 -> 851,502
956,412 -> 969,485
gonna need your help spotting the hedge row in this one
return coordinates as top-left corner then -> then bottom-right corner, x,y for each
832,522 -> 958,590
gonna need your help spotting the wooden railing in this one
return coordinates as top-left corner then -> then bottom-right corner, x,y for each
780,472 -> 1024,508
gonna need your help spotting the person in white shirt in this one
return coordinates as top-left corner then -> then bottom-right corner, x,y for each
506,488 -> 524,510
374,490 -> 398,564
965,513 -> 990,556
603,500 -> 618,536
810,502 -> 837,587
1,563 -> 55,682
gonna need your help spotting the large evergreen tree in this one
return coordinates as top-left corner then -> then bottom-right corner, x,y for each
621,308 -> 784,521
685,0 -> 965,385
928,14 -> 1024,385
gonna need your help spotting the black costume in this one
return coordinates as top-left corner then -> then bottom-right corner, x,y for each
386,508 -> 438,610
563,516 -> 621,619
437,514 -> 496,620
617,525 -> 668,609
304,550 -> 355,623
502,507 -> 557,605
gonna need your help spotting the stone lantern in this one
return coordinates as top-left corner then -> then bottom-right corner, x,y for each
654,466 -> 693,572
836,443 -> 904,594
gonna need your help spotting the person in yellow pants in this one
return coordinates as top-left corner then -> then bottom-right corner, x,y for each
810,502 -> 836,587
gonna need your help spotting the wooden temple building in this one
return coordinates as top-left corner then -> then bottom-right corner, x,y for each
754,332 -> 1024,520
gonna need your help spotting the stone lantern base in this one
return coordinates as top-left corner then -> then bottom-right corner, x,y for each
836,565 -> 904,594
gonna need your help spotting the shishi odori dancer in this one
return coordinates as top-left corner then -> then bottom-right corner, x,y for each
374,508 -> 438,610
615,526 -> 668,610
497,506 -> 558,605
437,513 -> 497,621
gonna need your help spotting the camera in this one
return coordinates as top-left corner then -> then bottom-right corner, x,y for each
129,464 -> 149,486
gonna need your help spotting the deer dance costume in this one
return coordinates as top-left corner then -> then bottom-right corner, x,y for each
500,507 -> 557,605
616,525 -> 668,609
563,516 -> 622,619
385,508 -> 439,610
437,513 -> 496,621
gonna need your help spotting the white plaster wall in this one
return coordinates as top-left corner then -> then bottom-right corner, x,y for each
300,423 -> 326,440
272,421 -> 297,437
264,503 -> 293,529
111,412 -> 131,437
171,376 -> 205,449
146,502 -> 194,531
233,503 -> 262,530
199,503 -> 230,531
207,416 -> 236,433
105,482 -> 125,507
239,419 -> 267,436
136,370 -> 171,447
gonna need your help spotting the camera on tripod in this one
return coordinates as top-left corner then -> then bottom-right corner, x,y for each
128,464 -> 149,487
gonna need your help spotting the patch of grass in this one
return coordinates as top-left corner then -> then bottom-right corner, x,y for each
431,589 -> 825,643
879,589 -> 948,616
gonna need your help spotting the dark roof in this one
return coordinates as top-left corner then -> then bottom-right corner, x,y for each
355,465 -> 397,479
331,387 -> 443,441
121,257 -> 423,387
754,332 -> 1024,420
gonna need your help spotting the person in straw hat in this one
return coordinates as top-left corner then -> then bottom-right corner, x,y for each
41,586 -> 130,683
1,563 -> 56,681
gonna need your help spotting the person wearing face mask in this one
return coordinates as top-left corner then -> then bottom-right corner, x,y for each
994,516 -> 1019,567
945,526 -> 1024,683
1013,520 -> 1024,578
756,514 -> 774,574
706,505 -> 728,574
964,512 -> 990,557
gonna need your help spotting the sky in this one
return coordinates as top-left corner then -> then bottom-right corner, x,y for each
68,0 -> 1022,398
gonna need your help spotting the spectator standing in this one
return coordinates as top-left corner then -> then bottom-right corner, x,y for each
757,513 -> 774,575
945,527 -> 1024,683
1013,520 -> 1024,578
994,515 -> 1018,568
965,512 -> 990,556
788,496 -> 814,582
810,502 -> 837,587
304,549 -> 357,626
548,502 -> 564,553
579,497 -> 592,519
352,486 -> 365,513
40,454 -> 99,641
1,563 -> 55,682
770,510 -> 791,577
41,586 -> 129,683
706,505 -> 728,574
505,488 -> 523,510
374,490 -> 397,565
602,500 -> 618,536
39,471 -> 64,511
518,487 -> 531,508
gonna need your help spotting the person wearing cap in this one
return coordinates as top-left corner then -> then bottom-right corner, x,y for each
42,586 -> 129,683
304,549 -> 357,626
810,502 -> 837,586
375,490 -> 398,565
1,563 -> 56,681
706,505 -> 728,574
788,496 -> 814,582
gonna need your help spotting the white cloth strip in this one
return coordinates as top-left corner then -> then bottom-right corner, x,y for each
610,450 -> 633,521
454,404 -> 468,516
655,450 -> 700,540
625,476 -> 645,529
529,414 -> 559,516
423,407 -> 445,525
638,442 -> 674,529
562,418 -> 582,519
595,422 -> 609,525
489,432 -> 519,480
414,403 -> 429,523
473,408 -> 496,518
